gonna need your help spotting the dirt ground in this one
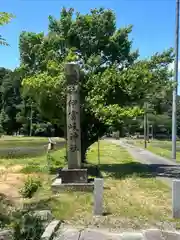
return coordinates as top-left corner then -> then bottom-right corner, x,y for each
0,165 -> 43,202
0,165 -> 24,200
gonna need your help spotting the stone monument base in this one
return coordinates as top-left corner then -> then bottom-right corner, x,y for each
51,168 -> 94,192
51,178 -> 94,192
59,168 -> 88,183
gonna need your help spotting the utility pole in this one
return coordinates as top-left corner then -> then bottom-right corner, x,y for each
29,102 -> 33,137
172,0 -> 179,160
144,102 -> 148,148
151,125 -> 154,141
98,137 -> 100,166
147,117 -> 149,142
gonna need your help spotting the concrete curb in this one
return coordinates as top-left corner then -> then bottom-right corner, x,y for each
1,226 -> 179,240
41,220 -> 61,240
119,229 -> 180,239
52,228 -> 180,240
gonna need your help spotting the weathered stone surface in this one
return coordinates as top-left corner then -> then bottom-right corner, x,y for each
143,229 -> 163,240
41,220 -> 61,240
79,229 -> 120,240
54,228 -> 80,240
51,179 -> 94,192
34,210 -> 53,222
94,178 -> 103,216
0,230 -> 12,240
52,227 -> 180,240
162,231 -> 180,240
59,168 -> 88,183
120,232 -> 144,240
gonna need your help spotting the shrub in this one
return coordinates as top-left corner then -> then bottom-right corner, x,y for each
19,176 -> 42,198
11,209 -> 44,240
0,196 -> 11,228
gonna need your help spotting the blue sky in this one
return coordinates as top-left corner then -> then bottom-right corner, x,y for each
0,0 -> 177,71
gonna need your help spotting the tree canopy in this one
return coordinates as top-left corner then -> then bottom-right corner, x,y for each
20,7 -> 174,160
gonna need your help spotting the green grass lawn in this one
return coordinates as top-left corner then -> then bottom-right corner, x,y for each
0,140 -> 177,230
126,139 -> 180,162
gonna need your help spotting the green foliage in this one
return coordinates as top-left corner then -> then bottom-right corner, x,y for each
20,7 -> 173,160
0,12 -> 14,25
0,12 -> 14,46
19,176 -> 42,198
11,210 -> 44,240
0,67 -> 58,137
0,7 -> 172,160
0,194 -> 12,228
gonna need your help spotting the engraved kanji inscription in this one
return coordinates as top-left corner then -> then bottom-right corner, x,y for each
65,63 -> 81,168
70,131 -> 79,140
68,100 -> 78,107
69,110 -> 78,121
68,122 -> 79,132
67,85 -> 78,93
69,144 -> 79,152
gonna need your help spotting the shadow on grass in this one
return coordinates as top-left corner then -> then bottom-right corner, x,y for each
85,164 -> 102,178
50,161 -> 180,180
99,162 -> 180,179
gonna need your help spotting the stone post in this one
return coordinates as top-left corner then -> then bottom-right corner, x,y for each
94,178 -> 103,215
65,63 -> 81,169
172,179 -> 180,218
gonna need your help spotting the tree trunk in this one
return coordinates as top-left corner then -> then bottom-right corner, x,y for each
80,116 -> 108,164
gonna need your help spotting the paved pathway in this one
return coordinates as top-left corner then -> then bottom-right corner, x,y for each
106,138 -> 180,187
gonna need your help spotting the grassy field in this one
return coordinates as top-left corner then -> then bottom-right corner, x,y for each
0,139 -> 177,230
126,139 -> 180,161
0,136 -> 64,148
0,136 -> 65,158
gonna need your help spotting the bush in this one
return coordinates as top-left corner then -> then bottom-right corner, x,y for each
19,176 -> 42,198
11,209 -> 44,240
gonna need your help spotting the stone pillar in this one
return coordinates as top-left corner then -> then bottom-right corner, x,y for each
172,179 -> 180,218
94,178 -> 103,215
65,63 -> 81,169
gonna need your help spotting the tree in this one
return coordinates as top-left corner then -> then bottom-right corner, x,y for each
0,67 -> 55,136
21,8 -> 173,161
0,12 -> 14,46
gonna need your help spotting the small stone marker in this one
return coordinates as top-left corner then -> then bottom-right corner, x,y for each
94,178 -> 103,215
172,179 -> 180,218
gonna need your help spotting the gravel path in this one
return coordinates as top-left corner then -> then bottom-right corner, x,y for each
106,138 -> 180,187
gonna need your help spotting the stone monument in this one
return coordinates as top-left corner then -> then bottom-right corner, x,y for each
52,63 -> 94,192
66,62 -> 81,169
